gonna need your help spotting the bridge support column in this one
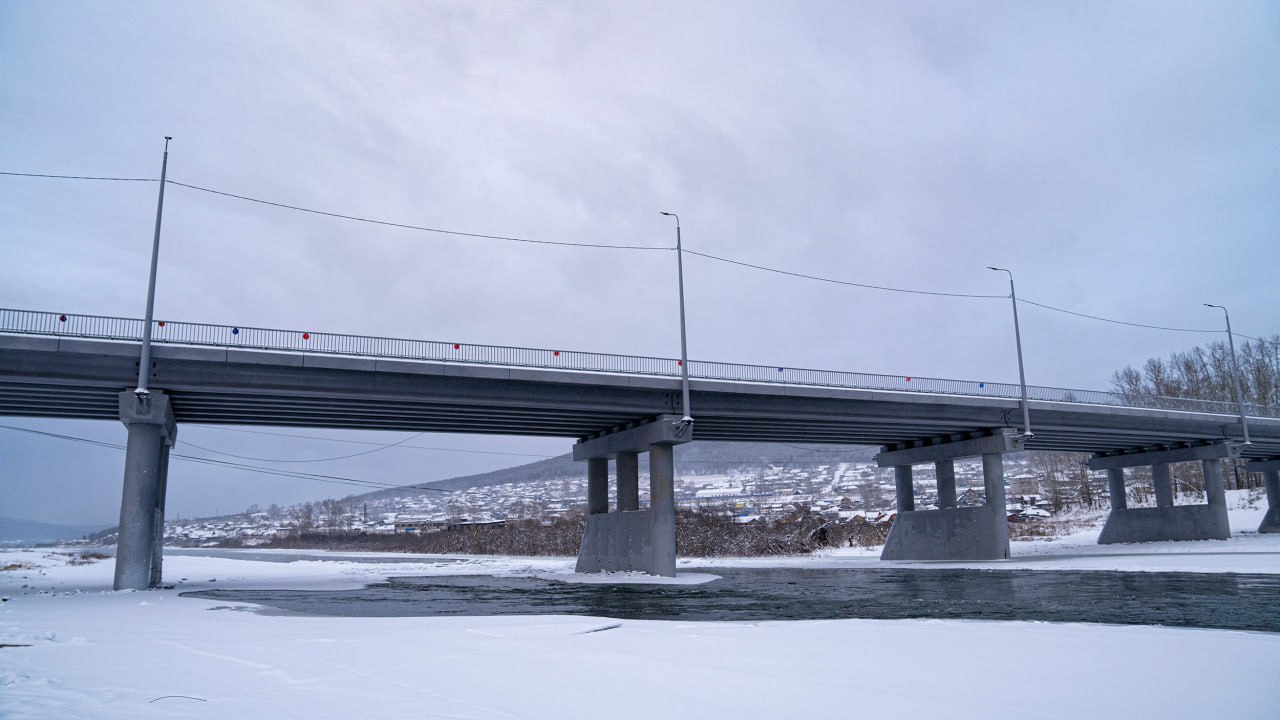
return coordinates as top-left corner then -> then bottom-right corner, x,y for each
1092,443 -> 1235,545
878,429 -> 1025,561
1246,460 -> 1280,533
1203,458 -> 1225,508
573,416 -> 690,577
114,391 -> 177,591
648,444 -> 676,577
936,460 -> 957,509
149,444 -> 171,588
617,451 -> 640,512
894,466 -> 914,513
1106,468 -> 1127,511
1152,463 -> 1174,508
983,453 -> 1008,520
586,458 -> 608,515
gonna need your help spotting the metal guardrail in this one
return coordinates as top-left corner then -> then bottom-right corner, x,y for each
2,308 -> 1275,419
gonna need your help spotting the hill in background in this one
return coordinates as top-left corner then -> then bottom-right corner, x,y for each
356,441 -> 880,500
0,516 -> 113,544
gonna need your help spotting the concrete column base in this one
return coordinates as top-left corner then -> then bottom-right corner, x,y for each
1256,508 -> 1280,534
880,505 -> 1009,561
576,510 -> 667,574
1097,504 -> 1230,544
1259,469 -> 1280,533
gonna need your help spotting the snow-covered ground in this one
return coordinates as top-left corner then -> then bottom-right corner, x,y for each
4,504 -> 1280,719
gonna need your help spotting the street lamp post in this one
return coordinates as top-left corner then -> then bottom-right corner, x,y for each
988,266 -> 1032,438
1204,303 -> 1252,445
660,211 -> 693,424
136,136 -> 173,396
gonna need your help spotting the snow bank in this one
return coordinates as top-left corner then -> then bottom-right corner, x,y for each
6,505 -> 1280,720
3,546 -> 1280,719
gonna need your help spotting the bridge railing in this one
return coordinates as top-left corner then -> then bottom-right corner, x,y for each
2,308 -> 1275,419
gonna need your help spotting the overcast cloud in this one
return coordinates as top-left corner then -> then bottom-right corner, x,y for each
1,1 -> 1277,525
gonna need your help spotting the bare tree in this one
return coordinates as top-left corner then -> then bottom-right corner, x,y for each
292,502 -> 315,534
1032,452 -> 1088,511
320,498 -> 348,531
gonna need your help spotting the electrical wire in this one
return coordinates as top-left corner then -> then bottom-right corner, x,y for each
5,168 -> 1273,340
189,425 -> 559,459
163,176 -> 1012,299
684,249 -> 1009,299
1238,333 -> 1280,346
0,171 -> 158,182
180,431 -> 427,463
0,424 -> 446,494
1017,298 -> 1220,333
166,179 -> 672,251
777,443 -> 869,454
171,453 -> 446,493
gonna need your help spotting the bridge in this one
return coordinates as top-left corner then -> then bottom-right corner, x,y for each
2,307 -> 1279,587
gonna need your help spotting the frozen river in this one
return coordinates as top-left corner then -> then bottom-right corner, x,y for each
187,566 -> 1280,633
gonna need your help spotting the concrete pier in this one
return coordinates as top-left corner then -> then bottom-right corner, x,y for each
1106,468 -> 1127,511
894,465 -> 914,513
1247,459 -> 1280,533
936,459 -> 957,509
878,429 -> 1025,561
114,391 -> 177,591
573,415 -> 690,576
648,444 -> 676,577
586,457 -> 608,515
617,451 -> 639,512
1092,443 -> 1233,544
148,444 -> 171,589
1152,463 -> 1174,508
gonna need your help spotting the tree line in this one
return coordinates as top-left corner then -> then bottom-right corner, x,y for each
1108,334 -> 1279,493
245,507 -> 889,557
1112,334 -> 1279,412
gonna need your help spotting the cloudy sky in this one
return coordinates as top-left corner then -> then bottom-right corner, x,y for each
2,1 -> 1277,525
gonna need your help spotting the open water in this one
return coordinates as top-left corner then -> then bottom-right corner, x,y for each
185,567 -> 1280,633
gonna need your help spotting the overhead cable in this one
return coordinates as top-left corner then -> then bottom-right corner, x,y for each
683,249 -> 1009,299
1017,298 -> 1220,334
0,424 -> 446,493
171,453 -> 447,493
165,177 -> 1006,298
166,179 -> 671,251
180,432 -> 428,463
0,171 -> 157,182
190,425 -> 560,459
777,443 -> 869,453
5,168 -> 1272,338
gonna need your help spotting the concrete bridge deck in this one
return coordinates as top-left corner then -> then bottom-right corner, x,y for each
2,333 -> 1278,456
3,310 -> 1279,586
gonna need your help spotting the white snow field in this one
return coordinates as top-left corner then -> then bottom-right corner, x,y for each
4,507 -> 1280,719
